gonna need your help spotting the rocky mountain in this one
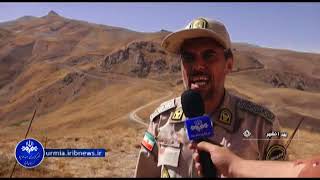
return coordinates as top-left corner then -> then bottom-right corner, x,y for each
1,10 -> 320,125
1,10 -> 320,178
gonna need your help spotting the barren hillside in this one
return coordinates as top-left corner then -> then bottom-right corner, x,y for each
0,11 -> 320,177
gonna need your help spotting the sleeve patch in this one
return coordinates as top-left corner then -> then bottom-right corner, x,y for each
141,131 -> 156,152
264,144 -> 286,160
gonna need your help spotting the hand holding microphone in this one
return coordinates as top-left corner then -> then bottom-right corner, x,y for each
190,141 -> 243,177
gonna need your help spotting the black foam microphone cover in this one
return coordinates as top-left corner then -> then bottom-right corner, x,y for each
181,89 -> 204,118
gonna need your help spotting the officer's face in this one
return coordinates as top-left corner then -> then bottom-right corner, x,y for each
180,38 -> 233,100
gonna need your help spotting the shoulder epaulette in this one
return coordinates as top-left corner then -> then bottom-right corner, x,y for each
150,98 -> 177,121
237,99 -> 275,123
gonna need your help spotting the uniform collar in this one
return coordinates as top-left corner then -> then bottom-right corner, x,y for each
168,90 -> 238,132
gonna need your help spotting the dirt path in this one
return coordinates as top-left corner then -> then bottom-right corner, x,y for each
128,90 -> 174,127
229,67 -> 265,75
45,61 -> 174,128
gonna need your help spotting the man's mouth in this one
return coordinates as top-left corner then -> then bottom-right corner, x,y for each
190,75 -> 210,89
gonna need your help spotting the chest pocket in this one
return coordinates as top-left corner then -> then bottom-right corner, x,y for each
157,142 -> 181,168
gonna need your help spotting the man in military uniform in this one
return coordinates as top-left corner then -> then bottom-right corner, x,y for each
134,17 -> 286,178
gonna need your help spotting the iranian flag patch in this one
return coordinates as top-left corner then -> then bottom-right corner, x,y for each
141,131 -> 156,152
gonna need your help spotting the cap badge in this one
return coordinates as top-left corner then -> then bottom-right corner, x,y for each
189,18 -> 208,29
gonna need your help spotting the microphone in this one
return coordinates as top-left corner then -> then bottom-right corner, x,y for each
181,89 -> 217,177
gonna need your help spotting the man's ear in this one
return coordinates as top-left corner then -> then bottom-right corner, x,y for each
225,58 -> 233,74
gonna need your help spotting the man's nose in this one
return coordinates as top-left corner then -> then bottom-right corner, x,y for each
193,55 -> 206,70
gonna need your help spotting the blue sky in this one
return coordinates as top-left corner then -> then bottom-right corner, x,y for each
0,2 -> 320,53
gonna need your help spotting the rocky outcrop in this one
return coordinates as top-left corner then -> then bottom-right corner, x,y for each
152,58 -> 168,72
100,41 -> 180,78
170,63 -> 181,73
128,41 -> 156,53
269,72 -> 306,90
63,73 -> 74,85
251,69 -> 320,92
131,52 -> 151,77
102,48 -> 129,70
48,10 -> 59,16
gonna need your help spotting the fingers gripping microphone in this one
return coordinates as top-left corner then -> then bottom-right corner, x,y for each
181,89 -> 217,177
